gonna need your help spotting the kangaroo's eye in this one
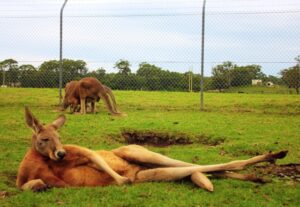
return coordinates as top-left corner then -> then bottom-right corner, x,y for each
41,138 -> 49,142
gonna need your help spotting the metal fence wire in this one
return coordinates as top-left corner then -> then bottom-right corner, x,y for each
0,0 -> 299,94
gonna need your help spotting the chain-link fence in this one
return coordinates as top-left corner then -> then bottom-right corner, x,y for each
0,0 -> 299,94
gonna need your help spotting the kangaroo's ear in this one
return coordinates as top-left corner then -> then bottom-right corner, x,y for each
24,107 -> 43,133
51,115 -> 66,130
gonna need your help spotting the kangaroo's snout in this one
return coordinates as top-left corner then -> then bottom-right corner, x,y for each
55,150 -> 66,160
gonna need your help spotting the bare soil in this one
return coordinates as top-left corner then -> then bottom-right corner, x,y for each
121,129 -> 225,146
252,163 -> 300,182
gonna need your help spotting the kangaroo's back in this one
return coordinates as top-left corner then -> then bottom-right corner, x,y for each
78,77 -> 104,98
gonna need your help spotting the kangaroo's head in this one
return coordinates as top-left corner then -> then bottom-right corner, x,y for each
62,98 -> 70,109
63,81 -> 79,109
24,107 -> 66,161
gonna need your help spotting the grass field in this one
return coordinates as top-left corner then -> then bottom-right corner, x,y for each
222,85 -> 297,94
0,88 -> 299,207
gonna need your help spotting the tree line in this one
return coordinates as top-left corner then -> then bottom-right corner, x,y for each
0,57 -> 299,93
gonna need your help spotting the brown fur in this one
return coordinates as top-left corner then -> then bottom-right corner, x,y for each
63,77 -> 123,115
17,145 -> 140,190
17,108 -> 288,192
63,80 -> 98,113
63,80 -> 118,114
17,107 -> 130,191
63,81 -> 80,113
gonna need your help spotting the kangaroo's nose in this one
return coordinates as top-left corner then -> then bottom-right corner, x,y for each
57,151 -> 66,160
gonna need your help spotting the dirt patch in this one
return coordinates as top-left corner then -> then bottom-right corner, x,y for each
252,163 -> 300,182
121,130 -> 192,146
121,129 -> 225,146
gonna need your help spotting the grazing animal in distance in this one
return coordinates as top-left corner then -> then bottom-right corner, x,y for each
63,78 -> 122,115
63,80 -> 81,113
63,80 -> 99,113
17,107 -> 288,192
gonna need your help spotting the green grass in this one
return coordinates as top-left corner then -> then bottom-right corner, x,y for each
0,88 -> 299,207
222,85 -> 297,94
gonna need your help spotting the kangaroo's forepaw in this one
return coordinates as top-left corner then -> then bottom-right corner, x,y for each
116,177 -> 131,185
24,179 -> 49,192
32,183 -> 49,192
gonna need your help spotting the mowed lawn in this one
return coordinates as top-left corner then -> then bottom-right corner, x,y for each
0,88 -> 299,207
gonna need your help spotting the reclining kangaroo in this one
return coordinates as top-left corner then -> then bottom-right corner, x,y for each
17,107 -> 288,192
63,77 -> 123,116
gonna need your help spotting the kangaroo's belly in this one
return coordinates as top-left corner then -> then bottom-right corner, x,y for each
61,166 -> 116,186
57,150 -> 142,186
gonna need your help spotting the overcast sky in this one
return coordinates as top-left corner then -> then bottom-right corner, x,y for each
0,0 -> 299,76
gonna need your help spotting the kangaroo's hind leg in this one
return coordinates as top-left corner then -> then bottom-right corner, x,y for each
90,99 -> 95,113
112,145 -> 196,167
112,145 -> 214,191
80,98 -> 86,114
113,145 -> 287,191
112,145 -> 287,169
135,150 -> 288,183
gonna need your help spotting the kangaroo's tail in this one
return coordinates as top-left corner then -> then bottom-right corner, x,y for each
105,86 -> 120,113
98,92 -> 122,116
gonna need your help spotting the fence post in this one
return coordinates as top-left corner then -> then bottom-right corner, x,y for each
1,67 -> 5,86
59,0 -> 68,104
189,67 -> 193,92
200,0 -> 206,110
189,69 -> 191,92
191,69 -> 193,92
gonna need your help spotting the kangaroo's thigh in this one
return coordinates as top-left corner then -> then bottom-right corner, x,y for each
112,145 -> 194,167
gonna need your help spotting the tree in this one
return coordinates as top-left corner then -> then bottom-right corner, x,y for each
231,65 -> 265,86
86,67 -> 106,81
211,61 -> 235,91
211,62 -> 266,90
137,62 -> 162,77
39,59 -> 88,87
112,73 -> 141,90
38,60 -> 60,87
19,64 -> 39,87
114,59 -> 131,75
0,59 -> 18,86
137,62 -> 163,90
160,71 -> 185,91
95,68 -> 106,77
280,56 -> 300,94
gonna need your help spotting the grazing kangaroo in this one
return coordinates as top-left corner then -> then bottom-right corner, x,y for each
80,77 -> 123,115
63,79 -> 120,115
63,80 -> 80,113
63,80 -> 98,113
17,107 -> 288,192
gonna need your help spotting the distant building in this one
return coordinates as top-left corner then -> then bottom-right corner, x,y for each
252,79 -> 262,85
266,81 -> 274,87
